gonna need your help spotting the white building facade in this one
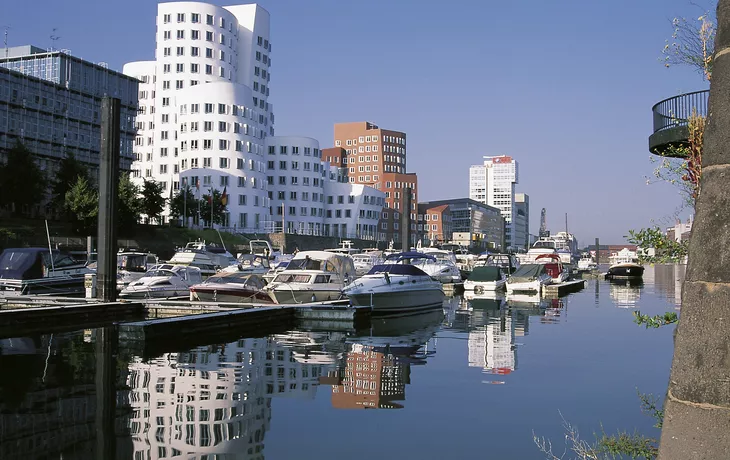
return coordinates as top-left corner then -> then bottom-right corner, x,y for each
124,2 -> 273,227
469,155 -> 518,249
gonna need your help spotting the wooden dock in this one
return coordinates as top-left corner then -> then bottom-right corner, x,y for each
543,279 -> 586,297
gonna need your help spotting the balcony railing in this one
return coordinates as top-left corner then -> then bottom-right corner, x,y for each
649,90 -> 709,156
652,90 -> 709,133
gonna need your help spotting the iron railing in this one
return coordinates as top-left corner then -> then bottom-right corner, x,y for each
652,90 -> 709,133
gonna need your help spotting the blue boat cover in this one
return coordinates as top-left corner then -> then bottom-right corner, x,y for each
384,252 -> 436,263
367,264 -> 429,276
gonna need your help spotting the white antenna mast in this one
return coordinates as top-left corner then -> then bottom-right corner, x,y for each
50,28 -> 60,51
2,25 -> 10,58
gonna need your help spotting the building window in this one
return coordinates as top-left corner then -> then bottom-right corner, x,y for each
206,31 -> 214,42
163,14 -> 171,23
177,30 -> 185,39
220,158 -> 229,168
191,13 -> 200,23
177,13 -> 185,22
206,14 -> 213,25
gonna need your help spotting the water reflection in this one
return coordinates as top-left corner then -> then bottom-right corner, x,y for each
650,264 -> 686,306
609,279 -> 643,308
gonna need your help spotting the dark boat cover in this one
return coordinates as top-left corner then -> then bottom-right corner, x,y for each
468,266 -> 503,282
0,248 -> 46,280
508,264 -> 547,283
367,264 -> 429,276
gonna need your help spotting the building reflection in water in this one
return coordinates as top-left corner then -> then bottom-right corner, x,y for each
650,264 -> 686,306
125,336 -> 338,460
608,279 -> 643,308
320,310 -> 442,410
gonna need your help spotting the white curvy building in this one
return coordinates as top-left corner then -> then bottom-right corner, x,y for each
125,337 -> 336,460
124,2 -> 273,227
265,136 -> 385,239
469,155 -> 519,249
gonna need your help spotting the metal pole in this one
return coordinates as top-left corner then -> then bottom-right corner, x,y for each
183,180 -> 187,228
595,237 -> 600,264
210,187 -> 214,229
96,97 -> 120,302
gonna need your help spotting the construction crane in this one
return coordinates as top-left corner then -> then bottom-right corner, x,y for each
539,208 -> 549,237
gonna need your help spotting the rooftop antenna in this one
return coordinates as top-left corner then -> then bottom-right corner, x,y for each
50,28 -> 60,51
2,25 -> 10,58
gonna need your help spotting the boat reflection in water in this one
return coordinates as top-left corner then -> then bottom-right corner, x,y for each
320,310 -> 442,410
608,278 -> 643,308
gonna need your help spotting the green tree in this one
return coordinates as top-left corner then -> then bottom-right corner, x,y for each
200,189 -> 228,227
626,226 -> 688,263
169,186 -> 199,226
51,152 -> 90,214
118,173 -> 142,234
140,179 -> 166,224
64,176 -> 99,234
0,141 -> 46,216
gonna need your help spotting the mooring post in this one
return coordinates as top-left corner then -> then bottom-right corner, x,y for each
658,1 -> 730,456
594,238 -> 600,264
401,186 -> 412,250
97,97 -> 120,302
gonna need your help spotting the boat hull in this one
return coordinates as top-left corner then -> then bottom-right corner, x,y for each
606,263 -> 644,279
506,279 -> 545,294
463,279 -> 506,292
347,288 -> 445,313
267,287 -> 343,304
190,286 -> 272,303
0,276 -> 86,296
119,287 -> 187,299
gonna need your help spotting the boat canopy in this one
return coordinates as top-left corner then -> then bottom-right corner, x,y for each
509,264 -> 548,283
536,254 -> 561,263
201,272 -> 266,288
384,252 -> 436,263
468,266 -> 503,282
0,248 -> 82,280
236,254 -> 270,269
366,264 -> 429,276
285,251 -> 356,278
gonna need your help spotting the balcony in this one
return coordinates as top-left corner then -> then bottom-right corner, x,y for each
649,90 -> 708,157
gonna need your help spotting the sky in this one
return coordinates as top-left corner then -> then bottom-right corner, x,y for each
2,0 -> 713,245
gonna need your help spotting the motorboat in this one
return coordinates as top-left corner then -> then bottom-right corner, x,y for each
119,264 -> 202,299
577,253 -> 598,272
263,251 -> 356,304
519,237 -> 559,264
0,248 -> 93,296
535,253 -> 569,284
411,248 -> 462,283
352,252 -> 383,276
606,249 -> 644,280
168,240 -> 235,276
454,253 -> 477,280
247,239 -> 292,265
220,254 -> 270,275
474,253 -> 519,274
189,272 -> 271,303
342,252 -> 445,313
325,240 -> 361,257
464,266 -> 507,293
115,249 -> 159,289
263,260 -> 289,284
505,264 -> 552,294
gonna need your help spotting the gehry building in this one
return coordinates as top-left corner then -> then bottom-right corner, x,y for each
124,2 -> 273,227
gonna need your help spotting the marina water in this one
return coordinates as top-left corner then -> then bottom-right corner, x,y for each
0,265 -> 682,459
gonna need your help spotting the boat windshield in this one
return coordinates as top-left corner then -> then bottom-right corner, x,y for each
118,254 -> 147,273
237,255 -> 269,269
286,257 -> 327,271
205,272 -> 264,287
144,269 -> 177,278
532,241 -> 556,249
273,273 -> 312,283
353,254 -> 374,263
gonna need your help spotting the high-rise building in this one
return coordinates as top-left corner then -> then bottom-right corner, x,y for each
514,193 -> 530,251
332,121 -> 417,247
124,2 -> 274,226
469,156 -> 518,248
0,45 -> 139,213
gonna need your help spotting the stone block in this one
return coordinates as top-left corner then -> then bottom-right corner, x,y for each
658,397 -> 730,459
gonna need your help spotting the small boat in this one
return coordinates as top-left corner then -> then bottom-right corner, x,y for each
0,248 -> 93,296
410,248 -> 461,284
342,253 -> 445,313
474,253 -> 519,274
220,254 -> 270,275
168,240 -> 235,277
505,264 -> 552,294
189,272 -> 271,303
606,249 -> 644,280
263,251 -> 356,304
577,253 -> 598,271
263,260 -> 289,284
325,240 -> 361,257
352,252 -> 383,276
119,264 -> 202,298
115,249 -> 159,289
535,253 -> 569,284
464,265 -> 507,293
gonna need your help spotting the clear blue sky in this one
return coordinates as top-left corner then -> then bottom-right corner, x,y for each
3,0 -> 712,244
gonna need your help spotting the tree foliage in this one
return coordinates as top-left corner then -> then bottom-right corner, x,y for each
661,9 -> 716,80
64,176 -> 99,234
140,179 -> 166,224
625,227 -> 688,263
169,186 -> 199,225
200,189 -> 228,227
0,141 -> 46,216
51,152 -> 90,213
118,173 -> 142,234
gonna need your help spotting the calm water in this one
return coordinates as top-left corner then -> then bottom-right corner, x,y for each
0,265 -> 684,459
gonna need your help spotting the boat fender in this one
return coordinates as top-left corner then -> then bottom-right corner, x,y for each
384,272 -> 391,284
475,285 -> 484,294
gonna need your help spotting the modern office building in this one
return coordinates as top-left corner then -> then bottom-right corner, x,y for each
469,156 -> 518,248
513,193 -> 530,251
124,2 -> 273,226
418,198 -> 504,251
262,136 -> 384,238
0,46 -> 139,214
332,121 -> 418,248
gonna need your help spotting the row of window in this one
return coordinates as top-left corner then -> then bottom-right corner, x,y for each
267,145 -> 321,157
266,160 -> 320,172
162,12 -> 229,29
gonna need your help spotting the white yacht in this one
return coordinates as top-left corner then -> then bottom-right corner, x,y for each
464,265 -> 507,293
263,260 -> 289,284
115,250 -> 159,289
352,252 -> 384,276
168,240 -> 234,277
220,254 -> 270,275
519,237 -> 559,264
606,249 -> 644,279
577,253 -> 598,271
342,252 -> 445,313
410,248 -> 462,283
263,251 -> 356,304
119,264 -> 203,299
189,272 -> 271,303
325,240 -> 361,257
505,264 -> 552,294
